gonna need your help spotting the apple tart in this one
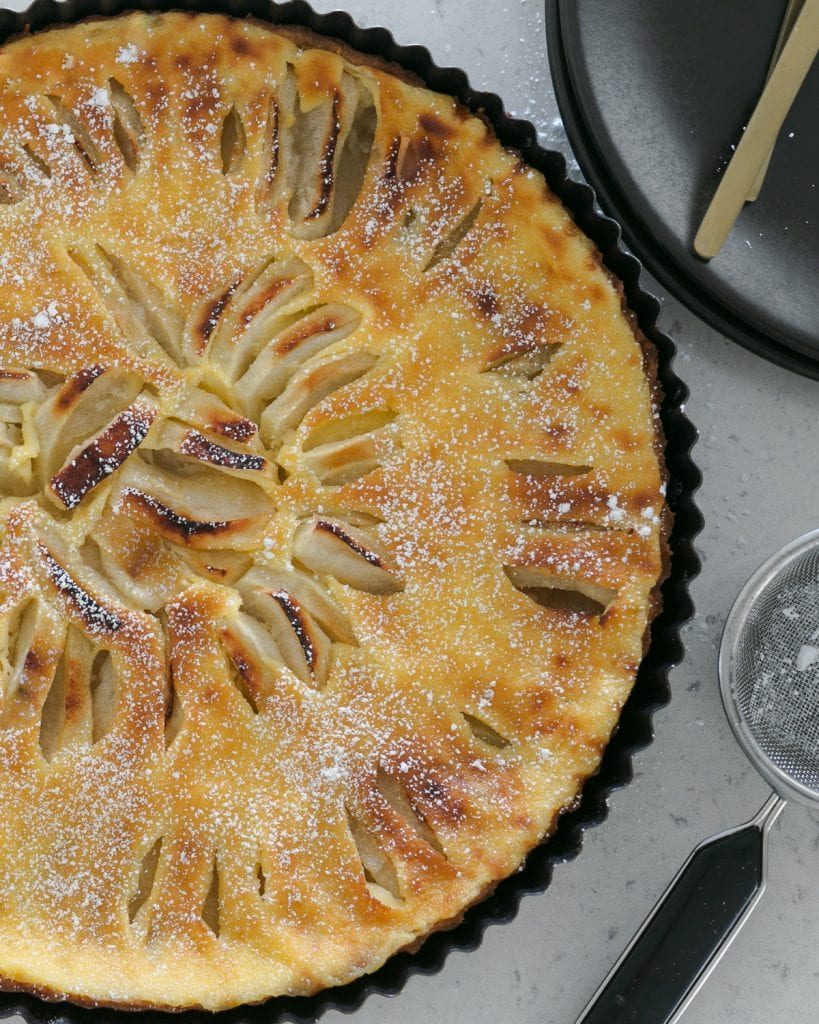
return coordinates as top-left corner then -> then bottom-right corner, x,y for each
0,12 -> 668,1010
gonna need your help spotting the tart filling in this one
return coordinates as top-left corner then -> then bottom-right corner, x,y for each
0,12 -> 667,1010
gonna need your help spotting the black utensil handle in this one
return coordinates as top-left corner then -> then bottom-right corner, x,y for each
578,824 -> 764,1024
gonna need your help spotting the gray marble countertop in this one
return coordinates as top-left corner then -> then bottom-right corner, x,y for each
2,1 -> 817,1022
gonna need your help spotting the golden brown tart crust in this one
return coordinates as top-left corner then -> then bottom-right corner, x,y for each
0,12 -> 668,1010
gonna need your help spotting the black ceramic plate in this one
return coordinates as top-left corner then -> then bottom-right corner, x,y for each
0,2 -> 702,1021
547,0 -> 819,379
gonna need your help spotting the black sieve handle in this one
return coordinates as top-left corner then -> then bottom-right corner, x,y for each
576,811 -> 776,1024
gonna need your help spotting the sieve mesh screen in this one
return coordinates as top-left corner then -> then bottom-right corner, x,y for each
732,546 -> 819,792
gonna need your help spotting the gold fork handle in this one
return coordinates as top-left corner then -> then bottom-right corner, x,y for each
747,0 -> 805,202
693,0 -> 819,259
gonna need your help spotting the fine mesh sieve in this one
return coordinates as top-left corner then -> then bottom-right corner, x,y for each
578,529 -> 819,1024
721,528 -> 819,804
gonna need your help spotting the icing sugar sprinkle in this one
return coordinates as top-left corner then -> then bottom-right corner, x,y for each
116,43 -> 140,64
606,494 -> 626,523
89,87 -> 111,109
31,301 -> 63,330
46,122 -> 76,145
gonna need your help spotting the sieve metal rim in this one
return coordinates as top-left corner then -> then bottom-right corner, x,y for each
719,528 -> 819,808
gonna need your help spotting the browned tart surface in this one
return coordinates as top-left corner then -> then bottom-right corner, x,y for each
0,12 -> 667,1010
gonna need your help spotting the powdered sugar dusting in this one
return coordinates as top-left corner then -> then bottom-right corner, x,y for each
0,10 -> 665,1006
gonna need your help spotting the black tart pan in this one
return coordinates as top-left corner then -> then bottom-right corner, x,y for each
546,0 -> 819,380
0,2 -> 703,1021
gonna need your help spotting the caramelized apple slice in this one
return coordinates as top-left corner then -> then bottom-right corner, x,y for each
173,384 -> 258,445
189,255 -> 312,377
108,77 -> 145,173
115,460 -> 272,550
345,807 -> 403,904
288,74 -> 377,239
237,303 -> 362,419
69,245 -> 184,365
47,394 -> 158,510
172,548 -> 252,588
219,104 -> 246,175
255,70 -> 296,212
0,368 -> 47,404
504,565 -> 616,617
293,517 -> 403,595
260,350 -> 377,446
239,566 -> 356,646
148,420 -> 274,483
32,538 -> 124,640
237,582 -> 332,687
1,598 -> 63,706
302,409 -> 398,486
38,627 -> 96,757
91,511 -> 184,612
35,366 -> 143,482
484,343 -> 560,380
46,95 -> 103,173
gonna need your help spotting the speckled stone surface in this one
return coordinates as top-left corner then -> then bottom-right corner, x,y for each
0,1 -> 816,1022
